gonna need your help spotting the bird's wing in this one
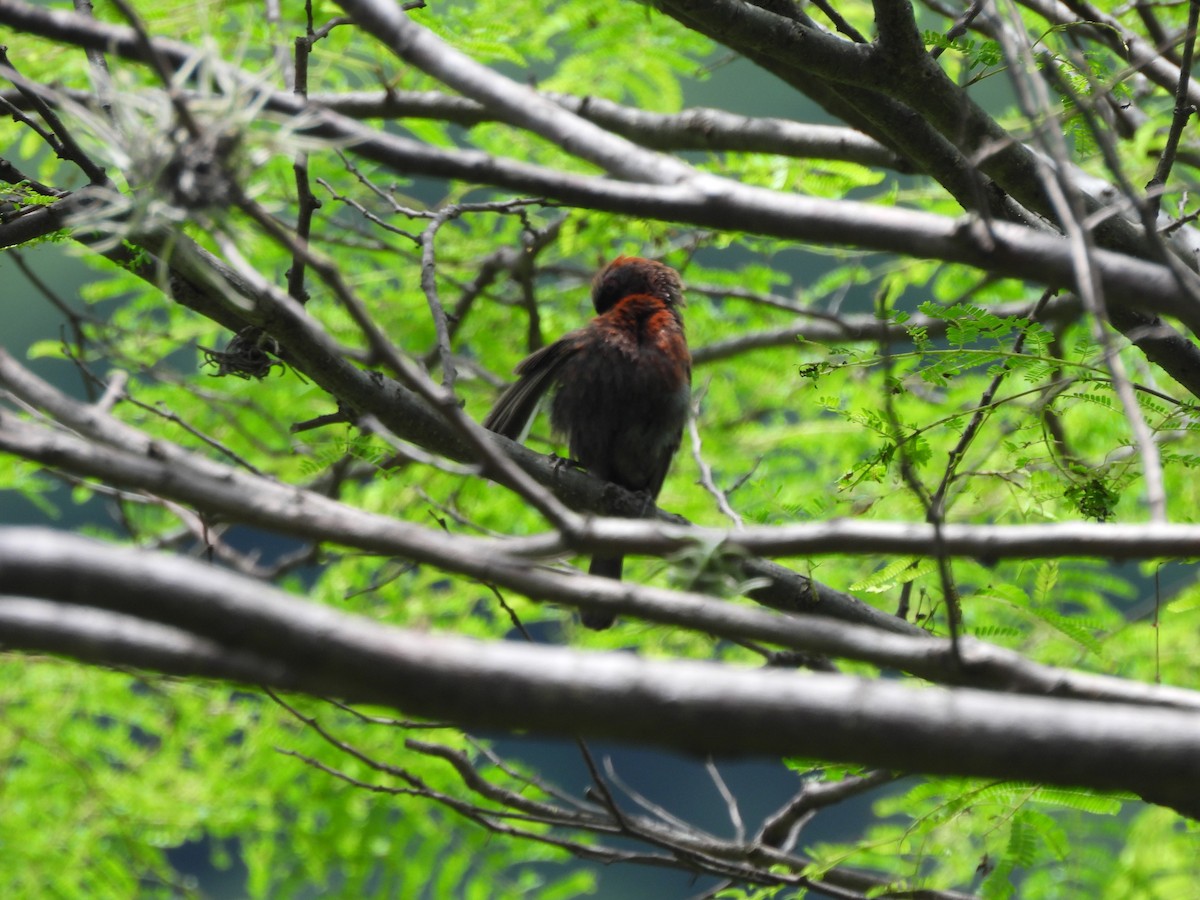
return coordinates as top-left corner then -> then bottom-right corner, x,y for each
482,336 -> 579,440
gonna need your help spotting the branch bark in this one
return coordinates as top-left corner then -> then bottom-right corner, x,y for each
2,528 -> 1198,817
6,0 -> 1200,348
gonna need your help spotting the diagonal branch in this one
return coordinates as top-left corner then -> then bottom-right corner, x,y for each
334,0 -> 696,185
7,0 -> 1200,396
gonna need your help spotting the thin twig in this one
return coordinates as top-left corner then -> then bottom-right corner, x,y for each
0,49 -> 108,184
705,757 -> 745,843
997,0 -> 1167,523
689,382 -> 743,527
930,288 -> 1057,515
1146,0 -> 1199,215
876,289 -> 962,655
931,0 -> 991,59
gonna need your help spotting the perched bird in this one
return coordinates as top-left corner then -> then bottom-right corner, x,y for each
483,256 -> 692,628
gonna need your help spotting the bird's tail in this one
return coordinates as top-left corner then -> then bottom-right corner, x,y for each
582,555 -> 623,629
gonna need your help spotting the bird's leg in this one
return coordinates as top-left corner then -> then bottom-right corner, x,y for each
634,489 -> 658,519
547,452 -> 587,473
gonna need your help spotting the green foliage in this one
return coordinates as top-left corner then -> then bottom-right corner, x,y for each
0,659 -> 590,898
804,779 -> 1126,897
1065,473 -> 1121,521
922,30 -> 1003,72
714,884 -> 801,900
849,557 -> 938,593
0,183 -> 69,248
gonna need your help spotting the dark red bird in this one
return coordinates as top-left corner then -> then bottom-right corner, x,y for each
483,256 -> 692,629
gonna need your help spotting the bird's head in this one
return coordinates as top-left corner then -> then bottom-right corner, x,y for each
591,256 -> 684,314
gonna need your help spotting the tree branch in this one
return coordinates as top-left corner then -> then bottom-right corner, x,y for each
7,0 -> 1200,340
2,529 -> 1198,817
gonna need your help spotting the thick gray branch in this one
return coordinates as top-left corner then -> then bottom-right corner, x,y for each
1,529 -> 1198,816
551,516 -> 1200,562
5,0 -> 1200,339
314,90 -> 911,170
5,354 -> 1200,649
6,392 -> 1200,711
0,86 -> 908,169
0,402 -> 905,639
0,596 -> 287,683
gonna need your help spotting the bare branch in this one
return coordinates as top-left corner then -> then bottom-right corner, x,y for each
0,342 -> 896,634
6,0 -> 1200,365
1146,0 -> 1200,214
334,0 -> 695,185
2,529 -> 1200,817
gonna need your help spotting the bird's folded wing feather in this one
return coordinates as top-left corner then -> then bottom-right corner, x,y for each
482,336 -> 578,439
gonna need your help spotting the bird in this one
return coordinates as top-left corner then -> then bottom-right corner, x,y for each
483,256 -> 692,629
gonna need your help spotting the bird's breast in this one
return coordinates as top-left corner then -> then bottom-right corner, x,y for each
595,299 -> 690,391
